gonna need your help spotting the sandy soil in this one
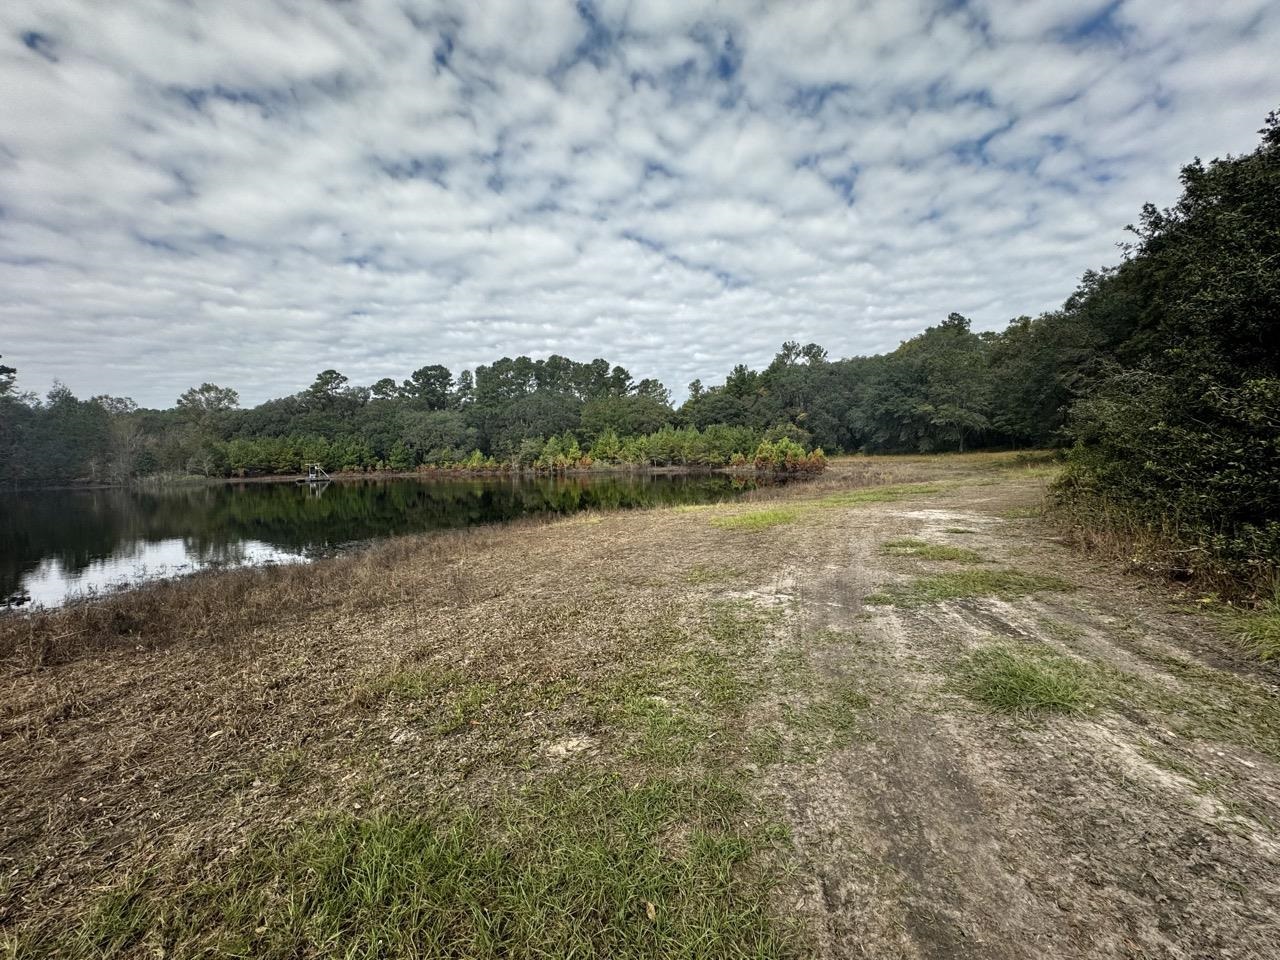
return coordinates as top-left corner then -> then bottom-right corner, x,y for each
767,473 -> 1280,959
2,454 -> 1277,957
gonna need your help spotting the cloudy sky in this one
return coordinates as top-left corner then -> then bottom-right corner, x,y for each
2,1 -> 1277,407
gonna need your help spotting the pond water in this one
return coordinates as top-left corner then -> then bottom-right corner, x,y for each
0,473 -> 761,609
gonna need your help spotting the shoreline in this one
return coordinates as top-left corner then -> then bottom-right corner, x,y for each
3,461 -> 815,493
1,467 -> 825,614
5,452 -> 1275,957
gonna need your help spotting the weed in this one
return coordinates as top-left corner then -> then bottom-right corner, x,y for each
1038,617 -> 1085,642
957,645 -> 1091,716
685,565 -> 744,586
999,505 -> 1043,519
747,729 -> 785,767
881,538 -> 983,563
816,483 -> 944,508
868,569 -> 1073,607
943,527 -> 978,534
710,508 -> 799,531
56,775 -> 792,960
1233,603 -> 1280,661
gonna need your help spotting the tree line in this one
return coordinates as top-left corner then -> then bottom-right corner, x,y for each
0,317 -> 1042,486
0,296 -> 1120,485
0,288 -> 1190,484
2,111 -> 1276,588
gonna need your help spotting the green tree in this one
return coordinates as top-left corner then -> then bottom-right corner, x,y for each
1057,110 -> 1280,587
306,370 -> 349,407
0,355 -> 15,396
176,382 -> 239,416
402,364 -> 453,410
91,395 -> 144,481
580,394 -> 673,440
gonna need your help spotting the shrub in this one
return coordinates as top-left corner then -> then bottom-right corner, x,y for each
752,438 -> 826,474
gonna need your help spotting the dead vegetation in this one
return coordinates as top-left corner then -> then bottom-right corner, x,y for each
2,452 -> 1279,958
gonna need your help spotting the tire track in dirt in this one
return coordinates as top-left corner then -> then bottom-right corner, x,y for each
769,478 -> 1280,959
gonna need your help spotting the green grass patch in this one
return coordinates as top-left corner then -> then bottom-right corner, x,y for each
867,568 -> 1074,607
685,564 -> 744,586
40,599 -> 802,957
999,505 -> 1043,519
359,666 -> 462,701
1130,650 -> 1280,760
943,527 -> 978,534
747,728 -> 785,767
683,647 -> 754,708
957,645 -> 1092,716
781,677 -> 871,750
614,690 -> 709,765
55,775 -> 792,960
74,877 -> 155,957
803,680 -> 870,734
1234,604 -> 1280,661
257,747 -> 308,788
710,508 -> 799,531
591,603 -> 774,765
881,537 -> 983,563
816,483 -> 944,508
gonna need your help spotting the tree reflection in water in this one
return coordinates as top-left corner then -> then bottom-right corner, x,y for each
1,473 -> 759,608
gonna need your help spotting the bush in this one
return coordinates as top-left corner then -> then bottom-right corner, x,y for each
752,438 -> 825,474
589,428 -> 623,464
1054,372 -> 1280,595
762,422 -> 812,448
1050,113 -> 1280,597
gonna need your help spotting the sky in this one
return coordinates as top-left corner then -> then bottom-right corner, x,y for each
1,1 -> 1277,408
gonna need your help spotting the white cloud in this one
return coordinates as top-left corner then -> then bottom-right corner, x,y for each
0,0 -> 1276,406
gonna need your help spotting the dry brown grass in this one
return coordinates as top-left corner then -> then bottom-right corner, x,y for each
12,450 -> 1276,958
0,458 -> 917,671
0,454 -> 967,952
0,504 -> 805,945
0,522 -> 520,669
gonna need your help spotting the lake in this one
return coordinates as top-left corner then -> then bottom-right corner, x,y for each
0,472 -> 762,609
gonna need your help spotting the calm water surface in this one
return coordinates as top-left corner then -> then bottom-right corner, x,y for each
1,473 -> 760,609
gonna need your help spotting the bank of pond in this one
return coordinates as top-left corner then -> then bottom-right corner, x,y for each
1,471 -> 778,609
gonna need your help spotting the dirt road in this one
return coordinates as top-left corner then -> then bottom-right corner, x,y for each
758,462 -> 1280,959
3,454 -> 1277,957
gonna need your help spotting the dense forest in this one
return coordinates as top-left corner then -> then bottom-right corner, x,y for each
2,113 -> 1276,589
0,300 -> 1143,483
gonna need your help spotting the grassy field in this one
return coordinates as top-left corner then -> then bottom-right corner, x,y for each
2,452 -> 1278,958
